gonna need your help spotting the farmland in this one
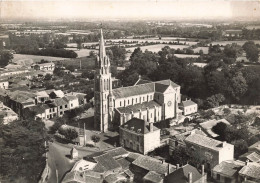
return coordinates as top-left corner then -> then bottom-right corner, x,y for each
211,40 -> 260,46
53,57 -> 96,70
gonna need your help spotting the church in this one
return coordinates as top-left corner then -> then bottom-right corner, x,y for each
94,29 -> 181,132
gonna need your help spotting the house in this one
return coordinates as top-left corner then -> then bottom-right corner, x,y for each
35,91 -> 50,104
63,95 -> 79,110
25,104 -> 50,120
0,104 -> 19,124
131,153 -> 176,182
169,129 -> 207,155
119,118 -> 160,155
32,62 -> 55,71
224,30 -> 243,37
3,91 -> 36,117
239,151 -> 260,163
179,99 -> 198,116
0,80 -> 9,89
66,92 -> 87,106
49,90 -> 65,99
184,133 -> 234,171
52,98 -> 69,116
199,119 -> 230,138
212,160 -> 245,183
70,147 -> 79,159
165,164 -> 207,183
62,147 -> 177,183
248,141 -> 260,154
239,162 -> 260,182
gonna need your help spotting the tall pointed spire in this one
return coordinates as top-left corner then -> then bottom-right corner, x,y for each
99,28 -> 106,60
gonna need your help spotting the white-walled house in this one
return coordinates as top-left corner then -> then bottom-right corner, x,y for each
179,99 -> 198,115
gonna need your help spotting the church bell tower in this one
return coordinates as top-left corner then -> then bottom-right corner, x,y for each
94,29 -> 113,132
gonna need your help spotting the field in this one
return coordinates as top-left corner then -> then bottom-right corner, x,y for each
53,57 -> 96,70
211,40 -> 260,46
174,54 -> 200,58
12,54 -> 70,66
65,48 -> 98,57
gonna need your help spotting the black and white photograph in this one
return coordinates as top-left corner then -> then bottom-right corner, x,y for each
0,0 -> 260,182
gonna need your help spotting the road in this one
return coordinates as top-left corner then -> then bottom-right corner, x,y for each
47,142 -> 97,183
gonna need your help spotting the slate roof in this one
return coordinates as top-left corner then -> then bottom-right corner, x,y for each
132,155 -> 173,175
51,90 -> 64,98
185,133 -> 233,151
105,147 -> 129,158
36,91 -> 49,97
63,95 -> 78,102
212,160 -> 245,177
112,79 -> 179,99
239,162 -> 260,180
248,141 -> 260,153
143,171 -> 163,183
165,164 -> 203,183
135,79 -> 152,85
181,100 -> 197,107
53,98 -> 68,106
28,104 -> 49,114
116,100 -> 161,114
93,153 -> 121,173
116,158 -> 131,170
120,118 -> 159,134
239,152 -> 260,163
104,173 -> 127,183
8,91 -> 36,103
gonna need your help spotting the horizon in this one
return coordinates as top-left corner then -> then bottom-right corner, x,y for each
1,0 -> 260,21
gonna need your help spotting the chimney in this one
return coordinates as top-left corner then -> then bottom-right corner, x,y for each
222,141 -> 226,147
188,172 -> 192,183
168,163 -> 171,175
149,122 -> 153,132
161,159 -> 165,164
201,164 -> 204,175
246,160 -> 250,165
176,164 -> 179,169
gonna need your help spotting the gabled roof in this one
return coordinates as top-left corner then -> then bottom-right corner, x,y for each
63,95 -> 78,102
181,100 -> 197,107
143,171 -> 163,183
132,155 -> 174,175
248,141 -> 260,153
120,118 -> 159,134
112,79 -> 179,99
239,152 -> 260,163
185,133 -> 233,152
93,153 -> 121,173
50,90 -> 64,98
212,160 -> 245,177
116,100 -> 161,114
239,162 -> 260,180
28,104 -> 49,114
165,164 -> 203,183
36,91 -> 49,97
53,98 -> 68,106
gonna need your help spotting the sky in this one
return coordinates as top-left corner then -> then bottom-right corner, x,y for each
0,0 -> 260,20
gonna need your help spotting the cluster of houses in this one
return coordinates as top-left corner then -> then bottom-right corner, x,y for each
63,147 -> 207,183
0,89 -> 87,121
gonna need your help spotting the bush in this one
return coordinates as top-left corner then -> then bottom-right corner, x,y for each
223,108 -> 231,115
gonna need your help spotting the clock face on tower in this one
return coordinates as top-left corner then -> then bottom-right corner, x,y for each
167,101 -> 172,106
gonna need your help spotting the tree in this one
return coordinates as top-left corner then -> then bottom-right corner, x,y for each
242,41 -> 259,62
0,119 -> 47,182
205,94 -> 225,108
0,50 -> 13,67
231,139 -> 248,158
44,73 -> 52,80
212,122 -> 228,141
63,128 -> 78,141
91,135 -> 100,146
89,51 -> 96,58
